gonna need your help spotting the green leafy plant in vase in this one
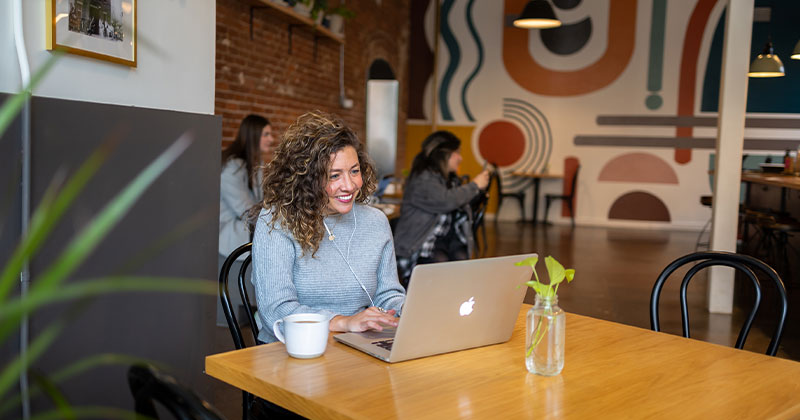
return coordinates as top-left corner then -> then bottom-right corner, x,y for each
516,255 -> 574,376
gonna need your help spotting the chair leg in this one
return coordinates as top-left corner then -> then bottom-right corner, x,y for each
479,222 -> 487,257
695,218 -> 712,251
516,196 -> 526,223
543,197 -> 553,225
495,197 -> 503,224
567,199 -> 575,228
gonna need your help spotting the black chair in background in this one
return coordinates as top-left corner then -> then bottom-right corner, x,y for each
219,243 -> 305,420
544,165 -> 580,227
220,243 -> 259,350
470,180 -> 491,257
128,363 -> 225,420
490,163 -> 527,222
650,251 -> 787,356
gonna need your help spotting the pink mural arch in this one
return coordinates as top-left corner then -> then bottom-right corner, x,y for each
598,153 -> 679,184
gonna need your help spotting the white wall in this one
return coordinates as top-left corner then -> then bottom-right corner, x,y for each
0,0 -> 215,115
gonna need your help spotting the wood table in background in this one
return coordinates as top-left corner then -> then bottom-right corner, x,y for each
741,171 -> 800,191
205,306 -> 800,419
510,172 -> 563,223
741,171 -> 800,213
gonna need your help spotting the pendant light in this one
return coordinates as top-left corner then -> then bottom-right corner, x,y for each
748,41 -> 785,78
791,39 -> 800,60
513,0 -> 562,29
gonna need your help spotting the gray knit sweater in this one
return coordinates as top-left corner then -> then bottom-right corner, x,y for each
252,203 -> 406,343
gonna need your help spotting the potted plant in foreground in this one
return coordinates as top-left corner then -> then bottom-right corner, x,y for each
516,256 -> 575,376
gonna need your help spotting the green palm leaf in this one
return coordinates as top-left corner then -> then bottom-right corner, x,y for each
0,52 -> 61,136
0,145 -> 109,302
0,318 -> 65,399
33,134 -> 193,294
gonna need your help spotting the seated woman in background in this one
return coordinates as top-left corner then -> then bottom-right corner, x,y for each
217,114 -> 276,325
393,130 -> 490,285
219,114 -> 275,262
252,111 -> 404,344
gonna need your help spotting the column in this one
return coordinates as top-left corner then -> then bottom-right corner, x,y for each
709,0 -> 754,313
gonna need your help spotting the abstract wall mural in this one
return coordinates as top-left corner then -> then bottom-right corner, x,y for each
598,153 -> 678,184
608,191 -> 671,222
406,0 -> 800,227
502,0 -> 637,96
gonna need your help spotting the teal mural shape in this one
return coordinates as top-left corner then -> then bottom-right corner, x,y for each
461,0 -> 482,122
438,0 -> 459,121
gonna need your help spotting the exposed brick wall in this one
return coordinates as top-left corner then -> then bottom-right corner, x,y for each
215,0 -> 409,171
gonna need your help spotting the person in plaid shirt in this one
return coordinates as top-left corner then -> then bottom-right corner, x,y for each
394,131 -> 490,286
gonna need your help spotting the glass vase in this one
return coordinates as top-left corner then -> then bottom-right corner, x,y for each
526,294 -> 565,375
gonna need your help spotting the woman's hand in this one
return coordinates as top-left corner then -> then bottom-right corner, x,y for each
472,169 -> 490,190
330,307 -> 399,333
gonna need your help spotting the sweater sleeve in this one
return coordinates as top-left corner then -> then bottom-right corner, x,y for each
373,216 -> 406,313
252,211 -> 338,341
406,171 -> 480,214
220,160 -> 257,222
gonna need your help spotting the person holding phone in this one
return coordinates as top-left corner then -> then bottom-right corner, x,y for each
393,130 -> 490,286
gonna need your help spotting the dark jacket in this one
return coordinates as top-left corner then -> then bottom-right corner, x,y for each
393,170 -> 480,259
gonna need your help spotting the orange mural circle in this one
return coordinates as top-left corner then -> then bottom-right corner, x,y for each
478,120 -> 525,166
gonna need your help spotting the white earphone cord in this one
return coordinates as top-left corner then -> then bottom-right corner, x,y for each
323,209 -> 381,309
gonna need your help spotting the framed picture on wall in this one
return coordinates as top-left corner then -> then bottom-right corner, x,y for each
46,0 -> 137,67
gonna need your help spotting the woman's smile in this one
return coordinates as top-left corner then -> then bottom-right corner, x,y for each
326,146 -> 363,214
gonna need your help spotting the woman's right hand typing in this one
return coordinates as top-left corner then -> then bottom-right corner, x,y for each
330,307 -> 399,333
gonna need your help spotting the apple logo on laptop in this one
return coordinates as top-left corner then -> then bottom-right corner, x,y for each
459,297 -> 475,316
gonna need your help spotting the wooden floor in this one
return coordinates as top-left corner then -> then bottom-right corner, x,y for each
208,221 -> 800,418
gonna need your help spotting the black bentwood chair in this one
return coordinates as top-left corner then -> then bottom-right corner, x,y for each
219,243 -> 306,420
128,363 -> 225,420
470,172 -> 494,257
650,251 -> 788,356
490,163 -> 527,223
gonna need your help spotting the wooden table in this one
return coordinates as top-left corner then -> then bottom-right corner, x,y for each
510,172 -> 563,223
205,306 -> 800,419
741,171 -> 800,213
741,171 -> 800,191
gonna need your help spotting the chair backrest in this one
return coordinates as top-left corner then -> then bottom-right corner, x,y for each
650,251 -> 787,356
219,243 -> 261,420
566,164 -> 580,198
219,242 -> 258,350
128,363 -> 225,420
489,163 -> 504,196
471,190 -> 489,235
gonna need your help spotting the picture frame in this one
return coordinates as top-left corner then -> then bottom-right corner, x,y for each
46,0 -> 137,67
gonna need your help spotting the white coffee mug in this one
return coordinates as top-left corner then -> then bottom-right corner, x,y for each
272,313 -> 329,359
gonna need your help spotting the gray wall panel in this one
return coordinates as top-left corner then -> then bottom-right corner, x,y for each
25,96 -> 220,410
0,93 -> 23,403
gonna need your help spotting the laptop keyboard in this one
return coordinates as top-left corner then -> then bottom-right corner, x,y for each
372,339 -> 394,351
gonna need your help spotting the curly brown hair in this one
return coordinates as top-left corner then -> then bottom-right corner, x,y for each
259,110 -> 377,256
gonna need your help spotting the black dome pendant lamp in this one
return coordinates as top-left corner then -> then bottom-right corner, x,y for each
513,0 -> 562,29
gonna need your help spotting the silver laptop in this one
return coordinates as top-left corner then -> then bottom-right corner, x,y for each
333,253 -> 536,363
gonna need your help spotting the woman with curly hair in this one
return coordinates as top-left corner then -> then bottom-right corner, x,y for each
252,111 -> 405,344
